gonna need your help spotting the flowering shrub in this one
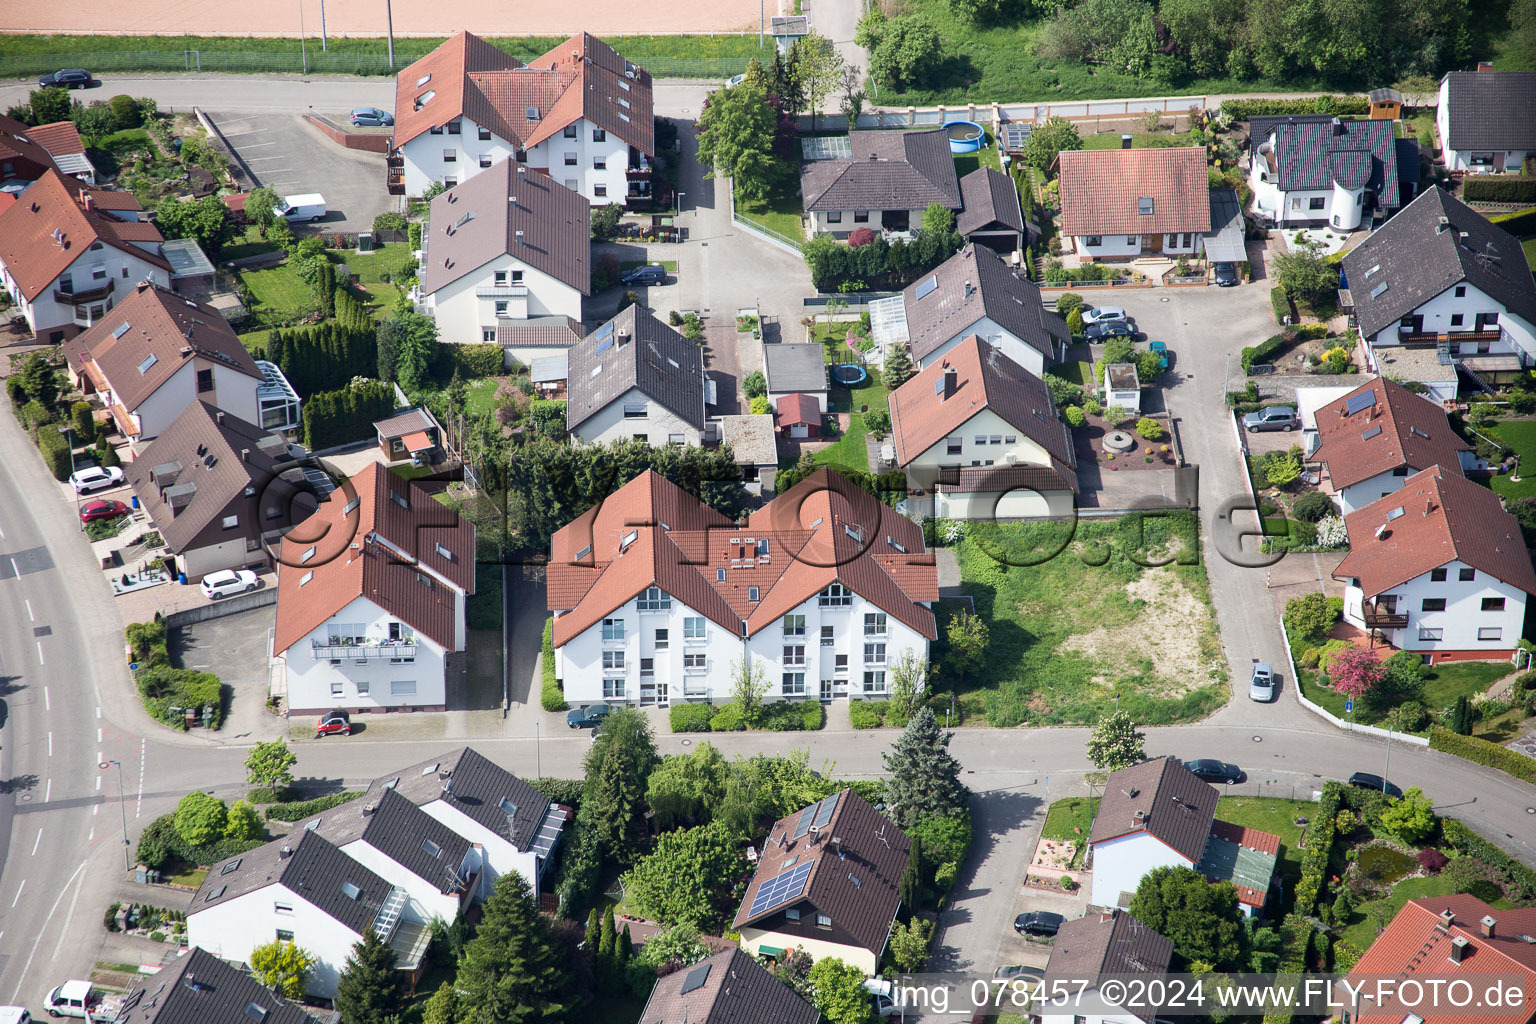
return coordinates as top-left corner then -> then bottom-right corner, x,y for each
1315,515 -> 1348,547
1329,645 -> 1384,700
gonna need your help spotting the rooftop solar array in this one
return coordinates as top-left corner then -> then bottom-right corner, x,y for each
680,963 -> 712,994
793,791 -> 841,839
1345,390 -> 1377,416
802,135 -> 854,161
748,860 -> 814,917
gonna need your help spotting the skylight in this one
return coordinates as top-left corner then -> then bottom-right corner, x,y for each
422,839 -> 442,857
222,858 -> 243,874
914,275 -> 938,300
454,210 -> 475,228
499,797 -> 519,815
1370,281 -> 1389,299
341,881 -> 362,900
413,90 -> 435,111
1387,505 -> 1406,521
620,529 -> 639,550
421,763 -> 440,775
416,73 -> 431,87
1138,197 -> 1154,215
435,542 -> 454,561
112,321 -> 130,338
1361,425 -> 1383,440
526,107 -> 540,120
300,570 -> 314,586
137,353 -> 158,374
1365,263 -> 1380,278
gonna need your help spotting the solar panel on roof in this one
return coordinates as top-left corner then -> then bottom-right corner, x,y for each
793,799 -> 822,838
680,964 -> 711,994
1361,425 -> 1383,440
1345,390 -> 1377,415
914,275 -> 938,300
812,790 -> 841,828
748,860 -> 814,917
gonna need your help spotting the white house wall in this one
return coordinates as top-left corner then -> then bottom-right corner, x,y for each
903,407 -> 1060,490
916,318 -> 1052,377
570,385 -> 705,446
127,360 -> 261,440
421,251 -> 583,345
416,798 -> 545,896
1041,1005 -> 1149,1024
1072,235 -> 1142,260
1336,468 -> 1414,515
178,536 -> 266,581
1363,280 -> 1536,362
809,208 -> 925,237
1341,560 -> 1527,654
738,926 -> 880,975
399,117 -> 633,203
187,883 -> 364,998
283,594 -> 451,714
1088,832 -> 1193,910
0,244 -> 169,339
338,837 -> 466,924
935,487 -> 1074,520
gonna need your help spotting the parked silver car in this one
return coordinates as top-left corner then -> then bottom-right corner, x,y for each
1243,406 -> 1299,432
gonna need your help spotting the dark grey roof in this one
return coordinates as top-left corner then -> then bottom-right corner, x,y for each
1341,185 -> 1536,339
497,314 -> 584,349
368,748 -> 556,853
1368,88 -> 1404,104
359,789 -> 475,892
956,167 -> 1024,237
1439,72 -> 1536,152
1396,139 -> 1422,184
762,343 -> 828,393
1204,188 -> 1246,263
420,160 -> 591,295
373,407 -> 437,440
800,129 -> 961,213
1251,116 -> 1404,209
638,947 -> 819,1024
566,304 -> 706,431
114,946 -> 317,1024
1089,756 -> 1218,863
193,830 -> 390,937
902,243 -> 1069,361
1045,910 -> 1174,982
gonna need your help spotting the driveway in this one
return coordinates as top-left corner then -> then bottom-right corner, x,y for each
703,321 -> 742,415
169,605 -> 285,741
205,111 -> 390,233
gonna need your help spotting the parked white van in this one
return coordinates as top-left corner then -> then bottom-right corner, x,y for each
274,193 -> 327,222
0,1006 -> 33,1024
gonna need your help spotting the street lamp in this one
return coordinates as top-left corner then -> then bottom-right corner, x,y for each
100,759 -> 130,872
676,191 -> 686,218
1382,709 -> 1401,794
1223,350 -> 1231,398
59,424 -> 82,529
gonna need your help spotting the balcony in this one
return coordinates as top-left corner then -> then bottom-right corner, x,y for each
312,640 -> 417,660
386,155 -> 405,196
474,284 -> 528,300
1361,600 -> 1408,630
1396,329 -> 1500,347
54,278 -> 114,305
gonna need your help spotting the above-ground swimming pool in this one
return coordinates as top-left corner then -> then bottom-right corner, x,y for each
944,120 -> 984,153
832,363 -> 868,386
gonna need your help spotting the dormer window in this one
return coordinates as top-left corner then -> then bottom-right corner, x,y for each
1138,197 -> 1153,215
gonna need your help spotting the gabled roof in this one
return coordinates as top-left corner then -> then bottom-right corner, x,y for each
639,947 -> 819,1024
1347,894 -> 1536,1024
1089,756 -> 1218,864
801,129 -> 961,212
272,462 -> 476,654
901,243 -> 1069,362
1058,147 -> 1213,237
732,789 -> 911,955
955,167 -> 1025,237
1341,186 -> 1536,339
419,160 -> 590,295
124,402 -> 296,554
1045,909 -> 1174,981
1438,71 -> 1536,153
1312,376 -> 1471,489
26,120 -> 85,158
762,343 -> 827,394
373,406 -> 438,441
497,314 -> 584,349
1333,466 -> 1536,599
547,468 -> 938,645
0,169 -> 168,300
193,828 -> 390,938
0,111 -> 64,175
393,31 -> 653,155
565,304 -> 705,431
114,946 -> 317,1024
362,748 -> 557,853
356,788 -> 475,890
63,282 -> 261,413
889,335 -> 1075,476
1199,819 -> 1280,909
1249,115 -> 1402,210
775,392 -> 821,429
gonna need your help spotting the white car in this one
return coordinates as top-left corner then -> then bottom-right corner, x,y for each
724,73 -> 746,88
69,465 -> 124,494
201,569 -> 259,600
1081,306 -> 1127,325
1249,662 -> 1276,702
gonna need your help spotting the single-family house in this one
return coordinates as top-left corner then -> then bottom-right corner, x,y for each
1333,466 -> 1536,661
1341,895 -> 1536,1024
412,160 -> 590,344
62,282 -> 274,441
775,392 -> 822,439
547,467 -> 938,707
0,169 -> 169,342
1435,71 -> 1536,174
1057,147 -> 1212,260
763,344 -> 829,415
1040,910 -> 1175,1024
26,120 -> 95,184
113,946 -> 320,1024
733,789 -> 911,974
1343,187 -> 1536,388
888,335 -> 1076,519
1311,377 -> 1479,514
1249,115 -> 1407,229
1295,383 -> 1366,456
273,462 -> 476,715
868,243 -> 1069,376
390,31 -> 654,204
498,314 -> 584,368
124,402 -> 304,582
956,167 -> 1027,253
638,947 -> 819,1024
565,304 -> 708,445
0,112 -> 70,184
800,129 -> 960,237
1089,757 -> 1280,917
373,406 -> 444,465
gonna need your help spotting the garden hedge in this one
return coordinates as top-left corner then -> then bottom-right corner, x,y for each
1428,725 -> 1536,784
1489,208 -> 1536,235
136,666 -> 223,730
850,701 -> 888,729
540,618 -> 566,712
1461,177 -> 1536,204
1439,819 -> 1536,903
430,341 -> 505,381
527,777 -> 584,807
1222,97 -> 1370,119
669,702 -> 713,732
264,790 -> 361,821
1269,287 -> 1292,328
1294,782 -> 1342,915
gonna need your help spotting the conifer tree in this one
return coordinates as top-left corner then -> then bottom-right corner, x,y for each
457,871 -> 572,1024
334,929 -> 405,1024
881,708 -> 968,827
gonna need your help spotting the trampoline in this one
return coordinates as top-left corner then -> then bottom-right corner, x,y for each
944,120 -> 985,153
832,363 -> 868,386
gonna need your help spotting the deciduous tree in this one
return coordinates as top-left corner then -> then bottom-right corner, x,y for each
646,743 -> 730,828
1023,116 -> 1083,174
792,33 -> 843,133
244,186 -> 280,232
249,940 -> 314,999
810,957 -> 877,1024
1378,786 -> 1435,843
174,791 -> 227,847
1274,239 -> 1335,311
154,195 -> 237,254
866,14 -> 943,92
1327,645 -> 1384,701
1085,710 -> 1146,772
28,87 -> 70,126
245,739 -> 298,791
729,655 -> 772,728
695,79 -> 783,204
1129,866 -> 1244,969
223,799 -> 263,840
882,708 -> 968,827
945,609 -> 989,682
1283,591 -> 1337,643
622,822 -> 743,929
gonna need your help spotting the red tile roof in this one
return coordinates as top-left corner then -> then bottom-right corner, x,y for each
1333,466 -> 1536,598
0,112 -> 63,177
547,468 -> 938,646
393,32 -> 653,156
1347,895 -> 1536,1024
0,170 -> 166,301
273,463 -> 475,654
1058,147 -> 1213,237
26,120 -> 85,158
774,392 -> 820,429
1208,818 -> 1280,857
1313,377 -> 1471,490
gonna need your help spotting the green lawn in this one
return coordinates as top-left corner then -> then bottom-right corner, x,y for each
952,131 -> 1004,176
736,187 -> 805,243
1481,419 -> 1536,499
1341,874 -> 1515,950
1523,237 -> 1536,272
238,262 -> 316,324
1214,796 -> 1314,900
813,372 -> 888,473
416,378 -> 500,419
222,225 -> 281,263
620,259 -> 679,272
1041,796 -> 1099,869
237,329 -> 269,354
1048,360 -> 1092,387
1296,656 -> 1506,730
1082,131 -> 1198,150
337,242 -> 413,284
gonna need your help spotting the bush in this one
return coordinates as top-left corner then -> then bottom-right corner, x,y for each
1440,819 -> 1536,902
1490,207 -> 1536,235
800,701 -> 825,730
1292,491 -> 1336,523
264,790 -> 362,822
708,705 -> 745,731
864,409 -> 890,434
1221,96 -> 1369,119
742,370 -> 767,398
1418,848 -> 1449,873
36,425 -> 72,481
136,666 -> 222,730
1064,405 -> 1086,428
849,701 -> 888,729
527,778 -> 584,807
1055,293 -> 1085,317
430,342 -> 504,381
1135,417 -> 1163,440
540,619 -> 566,712
749,395 -> 770,415
670,703 -> 714,733
1461,177 -> 1536,203
759,702 -> 810,731
408,222 -> 422,249
1429,726 -> 1536,784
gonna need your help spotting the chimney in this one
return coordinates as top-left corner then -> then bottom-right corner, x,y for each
1450,935 -> 1471,963
1437,215 -> 1450,234
509,195 -> 517,207
1477,60 -> 1494,72
1440,908 -> 1457,929
241,448 -> 250,462
83,192 -> 94,212
1132,809 -> 1148,826
278,844 -> 293,859
515,229 -> 525,244
1120,134 -> 1133,150
943,366 -> 957,399
362,802 -> 377,816
1331,116 -> 1343,136
216,411 -> 225,426
1424,499 -> 1435,517
517,165 -> 525,177
1481,915 -> 1497,939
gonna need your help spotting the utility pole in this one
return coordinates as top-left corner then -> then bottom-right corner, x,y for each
101,760 -> 130,872
760,0 -> 764,50
1382,709 -> 1400,793
320,0 -> 328,51
385,0 -> 395,68
299,0 -> 308,74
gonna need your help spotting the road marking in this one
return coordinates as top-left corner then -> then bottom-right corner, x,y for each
46,863 -> 91,981
25,598 -> 32,620
44,778 -> 50,802
97,728 -> 103,742
220,128 -> 267,136
96,706 -> 101,718
88,828 -> 94,842
36,641 -> 44,664
236,141 -> 278,148
31,828 -> 42,855
10,880 -> 25,907
96,776 -> 101,791
10,558 -> 18,577
44,686 -> 49,710
137,737 -> 147,818
92,803 -> 99,816
0,521 -> 5,537
8,861 -> 87,1003
47,731 -> 52,756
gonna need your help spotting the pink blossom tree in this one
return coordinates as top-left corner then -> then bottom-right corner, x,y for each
1327,644 -> 1384,700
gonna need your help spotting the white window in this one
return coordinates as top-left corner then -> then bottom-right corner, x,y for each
782,672 -> 806,695
974,435 -> 986,446
1478,627 -> 1503,641
222,515 -> 239,529
594,184 -> 607,197
494,270 -> 508,285
863,670 -> 886,693
864,643 -> 886,665
623,404 -> 647,419
593,158 -> 606,170
821,625 -> 835,646
390,680 -> 417,696
684,653 -> 707,672
330,682 -> 344,697
946,437 -> 963,455
274,901 -> 293,913
479,154 -> 492,168
864,613 -> 887,636
1418,627 -> 1443,641
783,614 -> 806,636
819,583 -> 852,607
603,651 -> 625,672
748,586 -> 760,602
482,328 -> 496,342
443,149 -> 457,162
783,645 -> 806,667
637,586 -> 671,611
602,618 -> 625,641
356,680 -> 370,695
816,913 -> 832,928
655,628 -> 669,649
603,678 -> 625,699
684,617 -> 706,640
495,301 -> 509,317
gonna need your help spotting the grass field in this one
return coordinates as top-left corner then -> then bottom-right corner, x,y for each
736,187 -> 805,243
952,132 -> 1003,176
1340,874 -> 1515,950
620,259 -> 679,272
1479,419 -> 1536,499
1296,657 -> 1506,730
1523,238 -> 1536,271
1082,130 -> 1198,150
222,225 -> 282,263
239,263 -> 316,324
1049,360 -> 1092,386
813,371 -> 888,472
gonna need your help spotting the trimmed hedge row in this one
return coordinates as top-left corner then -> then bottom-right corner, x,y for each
264,790 -> 361,821
1294,781 -> 1342,915
540,618 -> 566,712
431,342 -> 505,381
1461,177 -> 1536,203
1428,725 -> 1536,784
1489,207 -> 1536,235
667,701 -> 824,732
1242,325 -> 1329,373
527,777 -> 584,807
1440,819 -> 1536,903
669,702 -> 713,732
1222,97 -> 1370,119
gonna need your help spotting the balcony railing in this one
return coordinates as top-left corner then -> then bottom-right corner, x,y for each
312,640 -> 417,660
54,278 -> 115,305
1396,329 -> 1500,346
1361,601 -> 1408,630
474,284 -> 528,299
386,155 -> 405,196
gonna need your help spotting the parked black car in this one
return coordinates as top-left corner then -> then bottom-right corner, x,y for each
566,703 -> 613,729
620,263 -> 667,286
38,68 -> 92,89
1214,262 -> 1239,287
1184,759 -> 1245,785
1084,321 -> 1135,342
1013,911 -> 1065,937
1347,772 -> 1402,797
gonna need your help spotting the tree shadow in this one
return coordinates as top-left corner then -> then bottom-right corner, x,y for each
0,774 -> 39,795
0,675 -> 24,696
929,786 -> 1045,972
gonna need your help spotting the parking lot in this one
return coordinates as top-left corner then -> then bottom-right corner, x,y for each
206,112 -> 392,233
170,605 -> 285,740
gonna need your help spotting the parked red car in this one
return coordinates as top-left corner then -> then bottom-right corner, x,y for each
79,498 -> 130,523
316,710 -> 352,737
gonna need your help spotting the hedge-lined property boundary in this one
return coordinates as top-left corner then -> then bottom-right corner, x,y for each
1461,177 -> 1536,204
540,618 -> 566,712
1221,97 -> 1371,119
1428,725 -> 1536,784
1293,781 -> 1342,915
264,791 -> 362,822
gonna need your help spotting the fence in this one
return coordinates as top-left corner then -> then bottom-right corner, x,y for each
1279,619 -> 1431,746
795,95 -> 1211,134
728,185 -> 804,255
0,47 -> 753,79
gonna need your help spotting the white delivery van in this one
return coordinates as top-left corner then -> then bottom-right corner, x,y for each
0,1006 -> 32,1024
273,193 -> 327,222
41,981 -> 124,1021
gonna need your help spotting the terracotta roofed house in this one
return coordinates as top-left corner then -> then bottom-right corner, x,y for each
1089,756 -> 1279,916
1435,71 -> 1536,175
547,467 -> 937,707
775,391 -> 822,439
565,304 -> 708,445
889,335 -> 1076,519
413,159 -> 590,344
733,789 -> 911,973
26,120 -> 95,184
1333,466 -> 1536,660
638,947 -> 820,1024
273,462 -> 476,715
1040,909 -> 1174,1024
1057,147 -> 1212,261
800,128 -> 960,237
390,31 -> 654,203
1310,375 -> 1479,513
0,111 -> 69,183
